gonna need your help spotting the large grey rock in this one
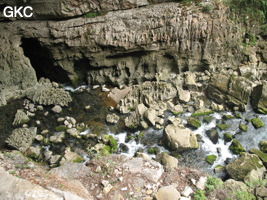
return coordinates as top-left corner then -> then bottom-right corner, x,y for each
125,103 -> 147,129
163,124 -> 199,151
0,167 -> 62,200
12,110 -> 30,125
251,82 -> 267,114
160,152 -> 178,171
6,127 -> 37,152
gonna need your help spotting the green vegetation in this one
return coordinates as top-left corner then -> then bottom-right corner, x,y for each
205,176 -> 223,193
205,155 -> 217,165
235,113 -> 242,118
193,189 -> 206,200
224,132 -> 233,142
73,157 -> 84,163
239,124 -> 248,132
203,116 -> 212,123
217,124 -> 229,130
55,125 -> 67,132
251,118 -> 264,128
234,190 -> 256,200
187,117 -> 202,129
259,140 -> 267,153
223,115 -> 235,120
229,139 -> 246,154
137,131 -> 144,140
84,11 -> 107,18
147,147 -> 155,154
191,109 -> 214,117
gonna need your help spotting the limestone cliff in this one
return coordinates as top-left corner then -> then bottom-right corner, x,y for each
0,1 -> 262,106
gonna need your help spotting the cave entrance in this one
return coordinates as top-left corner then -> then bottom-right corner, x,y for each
20,38 -> 70,83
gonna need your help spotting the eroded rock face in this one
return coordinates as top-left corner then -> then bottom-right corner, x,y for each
0,2 -> 245,105
252,82 -> 267,114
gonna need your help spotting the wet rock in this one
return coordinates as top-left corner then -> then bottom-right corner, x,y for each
163,124 -> 199,151
187,117 -> 202,129
249,148 -> 267,167
205,155 -> 217,165
214,165 -> 226,173
12,110 -> 30,126
206,129 -> 219,144
168,117 -> 183,127
229,140 -> 246,154
52,105 -> 62,113
224,133 -> 233,143
192,108 -> 214,116
226,153 -> 265,181
50,132 -> 65,143
211,102 -> 224,111
239,124 -> 248,132
259,140 -> 267,153
155,185 -> 180,200
106,113 -> 120,124
251,118 -> 264,129
251,82 -> 267,114
6,127 -> 37,152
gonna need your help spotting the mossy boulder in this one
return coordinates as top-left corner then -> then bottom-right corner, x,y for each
217,124 -> 229,130
249,148 -> 267,167
251,118 -> 264,129
101,135 -> 118,153
187,117 -> 202,129
259,140 -> 267,153
191,108 -> 214,116
239,124 -> 248,132
206,155 -> 217,165
235,113 -> 242,118
230,140 -> 246,154
224,133 -> 233,142
214,165 -> 226,173
226,153 -> 265,181
203,116 -> 212,123
223,115 -> 235,120
55,125 -> 67,132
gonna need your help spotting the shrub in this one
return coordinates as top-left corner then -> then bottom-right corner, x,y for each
205,176 -> 223,193
193,189 -> 206,200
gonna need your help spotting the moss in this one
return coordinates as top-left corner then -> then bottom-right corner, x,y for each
249,148 -> 267,166
73,156 -> 84,163
235,113 -> 242,118
172,111 -> 182,115
205,176 -> 223,192
101,135 -> 118,153
137,131 -> 144,140
99,147 -> 110,156
214,165 -> 226,173
259,140 -> 267,153
230,140 -> 246,154
191,109 -> 214,117
203,116 -> 212,123
224,133 -> 233,142
223,115 -> 235,120
187,117 -> 202,129
251,118 -> 264,129
147,147 -> 155,154
217,124 -> 229,130
239,124 -> 248,132
205,155 -> 217,165
55,125 -> 67,132
83,11 -> 107,18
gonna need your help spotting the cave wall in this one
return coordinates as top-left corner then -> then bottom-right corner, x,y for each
0,1 -> 248,105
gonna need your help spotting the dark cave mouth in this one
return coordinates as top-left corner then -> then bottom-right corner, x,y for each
20,37 -> 70,83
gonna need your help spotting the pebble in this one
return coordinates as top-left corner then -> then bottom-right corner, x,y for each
44,111 -> 49,116
36,120 -> 41,125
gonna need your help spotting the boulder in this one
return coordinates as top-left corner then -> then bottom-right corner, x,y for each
251,82 -> 267,114
143,108 -> 157,126
259,140 -> 267,153
185,72 -> 197,90
160,152 -> 178,171
12,110 -> 30,125
171,104 -> 183,115
177,87 -> 191,103
6,127 -> 37,152
206,129 -> 219,144
163,124 -> 199,151
125,103 -> 147,129
67,128 -> 80,138
187,117 -> 202,129
60,151 -> 83,166
249,148 -> 267,167
106,113 -> 120,124
52,105 -> 62,113
226,153 -> 265,181
155,185 -> 180,200
229,140 -> 246,154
